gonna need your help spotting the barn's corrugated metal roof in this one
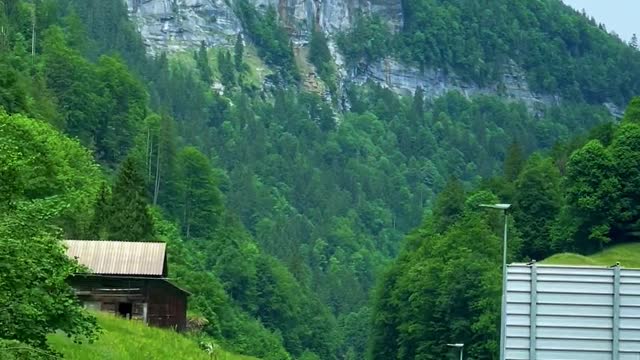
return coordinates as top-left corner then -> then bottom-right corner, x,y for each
64,240 -> 166,276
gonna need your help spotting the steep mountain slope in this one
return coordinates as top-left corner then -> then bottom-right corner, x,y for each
1,3 -> 336,360
2,1 -> 639,360
114,1 -> 637,358
126,0 -> 639,112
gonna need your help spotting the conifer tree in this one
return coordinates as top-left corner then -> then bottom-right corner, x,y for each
177,147 -> 222,239
503,142 -> 525,181
106,157 -> 154,241
623,97 -> 640,123
195,40 -> 212,84
88,182 -> 111,239
218,50 -> 235,88
234,33 -> 244,73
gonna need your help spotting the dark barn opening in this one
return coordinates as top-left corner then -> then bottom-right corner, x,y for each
118,302 -> 132,319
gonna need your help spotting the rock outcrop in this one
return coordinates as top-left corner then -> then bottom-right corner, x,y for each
126,0 -> 242,55
126,0 -> 400,52
348,58 -> 558,109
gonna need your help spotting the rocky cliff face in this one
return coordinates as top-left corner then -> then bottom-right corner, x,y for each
126,0 -> 400,51
350,59 -> 560,111
126,0 -> 242,54
124,0 -> 578,113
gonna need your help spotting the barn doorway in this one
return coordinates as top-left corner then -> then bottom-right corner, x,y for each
118,302 -> 132,319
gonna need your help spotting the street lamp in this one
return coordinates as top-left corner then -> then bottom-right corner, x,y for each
447,343 -> 464,360
479,203 -> 511,360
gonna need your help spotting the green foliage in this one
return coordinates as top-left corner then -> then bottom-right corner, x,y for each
337,306 -> 371,358
609,123 -> 640,240
0,204 -> 99,351
4,1 -> 638,359
235,0 -> 299,83
430,178 -> 465,233
105,157 -> 155,241
194,41 -> 212,84
176,147 -> 223,239
370,96 -> 640,358
135,114 -> 180,212
94,55 -> 148,163
623,96 -> 640,123
235,34 -> 245,73
561,140 -> 618,251
0,111 -> 101,236
0,62 -> 29,114
88,183 -> 110,239
513,155 -> 561,260
218,49 -> 236,89
153,215 -> 293,360
503,142 -> 525,182
309,27 -> 336,94
370,202 -> 502,359
0,113 -> 99,353
57,0 -> 148,72
41,26 -> 147,165
336,15 -> 392,67
0,339 -> 51,360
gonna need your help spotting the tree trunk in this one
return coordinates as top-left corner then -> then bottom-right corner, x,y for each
153,140 -> 161,205
31,5 -> 36,58
147,128 -> 152,182
183,195 -> 190,239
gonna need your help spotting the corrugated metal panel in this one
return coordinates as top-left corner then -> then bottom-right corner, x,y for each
64,240 -> 166,276
506,264 -> 640,360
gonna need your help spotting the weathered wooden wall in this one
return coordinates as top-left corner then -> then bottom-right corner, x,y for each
68,275 -> 187,331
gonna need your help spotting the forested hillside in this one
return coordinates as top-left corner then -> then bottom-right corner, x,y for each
1,0 -> 639,359
370,99 -> 640,358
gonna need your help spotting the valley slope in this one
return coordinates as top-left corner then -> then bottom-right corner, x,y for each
2,0 -> 640,359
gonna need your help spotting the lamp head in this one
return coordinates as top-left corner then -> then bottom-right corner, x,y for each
479,203 -> 511,210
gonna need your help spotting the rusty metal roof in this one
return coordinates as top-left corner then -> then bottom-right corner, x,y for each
64,240 -> 167,276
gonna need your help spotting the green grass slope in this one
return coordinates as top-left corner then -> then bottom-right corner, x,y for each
543,243 -> 640,268
48,312 -> 257,360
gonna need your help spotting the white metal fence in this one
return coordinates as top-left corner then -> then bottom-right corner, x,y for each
505,264 -> 640,360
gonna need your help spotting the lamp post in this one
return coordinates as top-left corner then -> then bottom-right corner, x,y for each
479,203 -> 511,360
447,343 -> 464,360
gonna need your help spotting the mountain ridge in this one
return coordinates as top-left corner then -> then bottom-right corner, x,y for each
125,0 -> 632,115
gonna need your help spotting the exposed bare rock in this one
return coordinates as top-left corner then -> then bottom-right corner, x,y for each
126,0 -> 242,55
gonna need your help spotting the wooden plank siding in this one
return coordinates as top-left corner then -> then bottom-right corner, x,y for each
69,275 -> 188,332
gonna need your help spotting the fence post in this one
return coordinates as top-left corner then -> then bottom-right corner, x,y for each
529,261 -> 537,360
613,263 -> 621,360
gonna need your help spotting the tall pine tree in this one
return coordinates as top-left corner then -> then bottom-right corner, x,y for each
88,182 -> 111,239
234,33 -> 244,73
194,40 -> 212,84
106,157 -> 154,241
177,147 -> 223,239
218,50 -> 235,89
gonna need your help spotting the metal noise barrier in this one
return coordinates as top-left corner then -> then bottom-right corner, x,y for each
505,263 -> 640,360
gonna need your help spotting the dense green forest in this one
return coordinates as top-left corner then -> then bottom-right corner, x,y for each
369,99 -> 640,358
1,0 -> 639,359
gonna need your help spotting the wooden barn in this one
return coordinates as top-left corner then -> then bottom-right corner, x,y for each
64,240 -> 189,332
